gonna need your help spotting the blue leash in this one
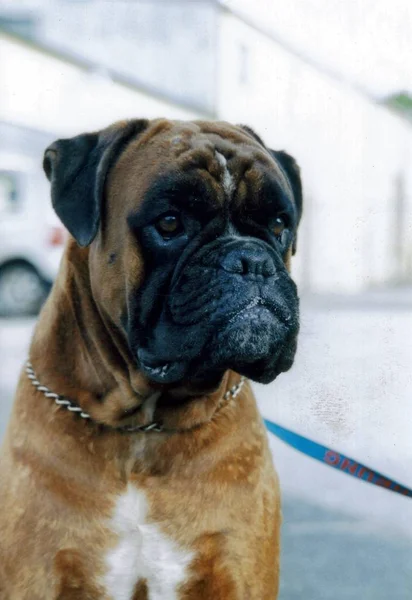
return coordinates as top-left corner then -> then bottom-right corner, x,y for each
264,418 -> 412,498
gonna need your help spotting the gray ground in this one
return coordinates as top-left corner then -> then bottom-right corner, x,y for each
1,289 -> 412,598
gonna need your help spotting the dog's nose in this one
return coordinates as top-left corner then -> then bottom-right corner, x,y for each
221,246 -> 276,277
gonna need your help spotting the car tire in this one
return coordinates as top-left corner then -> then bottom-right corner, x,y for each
0,262 -> 50,317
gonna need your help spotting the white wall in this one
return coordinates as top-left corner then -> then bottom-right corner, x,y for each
0,31 -> 207,248
2,23 -> 412,294
217,12 -> 412,292
0,32 -> 202,139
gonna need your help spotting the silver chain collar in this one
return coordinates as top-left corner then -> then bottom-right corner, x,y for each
25,360 -> 246,434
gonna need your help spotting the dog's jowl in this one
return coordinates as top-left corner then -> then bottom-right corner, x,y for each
0,119 -> 302,599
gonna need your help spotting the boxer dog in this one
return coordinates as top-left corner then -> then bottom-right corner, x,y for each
0,119 -> 302,599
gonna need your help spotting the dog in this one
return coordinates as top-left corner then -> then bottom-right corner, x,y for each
0,119 -> 302,599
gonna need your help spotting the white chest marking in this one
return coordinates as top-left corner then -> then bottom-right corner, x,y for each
103,485 -> 194,600
216,151 -> 235,197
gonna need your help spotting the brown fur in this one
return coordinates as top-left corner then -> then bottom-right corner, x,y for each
0,120 -> 293,599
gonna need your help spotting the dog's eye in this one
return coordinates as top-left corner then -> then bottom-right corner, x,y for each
272,216 -> 286,238
270,215 -> 290,246
155,213 -> 183,239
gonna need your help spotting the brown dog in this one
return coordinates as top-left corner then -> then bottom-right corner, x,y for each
0,119 -> 302,599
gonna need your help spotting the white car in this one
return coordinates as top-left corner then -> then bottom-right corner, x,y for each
0,153 -> 65,316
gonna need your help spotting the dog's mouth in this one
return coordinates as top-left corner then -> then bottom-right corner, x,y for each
226,296 -> 265,324
225,296 -> 290,325
137,296 -> 296,385
138,351 -> 188,384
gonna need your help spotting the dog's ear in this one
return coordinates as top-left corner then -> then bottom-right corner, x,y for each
270,150 -> 303,255
43,119 -> 149,247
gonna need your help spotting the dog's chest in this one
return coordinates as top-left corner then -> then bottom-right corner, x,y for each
102,485 -> 194,600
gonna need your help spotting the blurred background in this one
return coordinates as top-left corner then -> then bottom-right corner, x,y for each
0,0 -> 412,597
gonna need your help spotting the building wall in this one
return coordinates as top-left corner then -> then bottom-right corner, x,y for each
2,9 -> 412,294
0,31 -> 206,227
0,0 -> 218,116
0,32 -> 205,139
40,0 -> 218,115
216,11 -> 412,292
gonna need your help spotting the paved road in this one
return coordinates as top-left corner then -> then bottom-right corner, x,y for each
1,290 -> 412,598
280,497 -> 412,600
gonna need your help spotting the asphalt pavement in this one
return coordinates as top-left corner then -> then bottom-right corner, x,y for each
1,289 -> 412,598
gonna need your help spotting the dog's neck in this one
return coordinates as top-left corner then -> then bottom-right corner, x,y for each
29,242 -> 237,433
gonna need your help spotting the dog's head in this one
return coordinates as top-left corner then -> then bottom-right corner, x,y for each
44,119 -> 302,388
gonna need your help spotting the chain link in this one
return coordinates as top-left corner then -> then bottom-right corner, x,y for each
25,361 -> 245,434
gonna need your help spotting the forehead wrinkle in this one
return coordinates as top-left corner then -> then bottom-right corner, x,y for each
135,118 -> 174,147
173,144 -> 233,207
231,160 -> 292,219
196,124 -> 265,151
215,151 -> 236,199
192,166 -> 226,208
